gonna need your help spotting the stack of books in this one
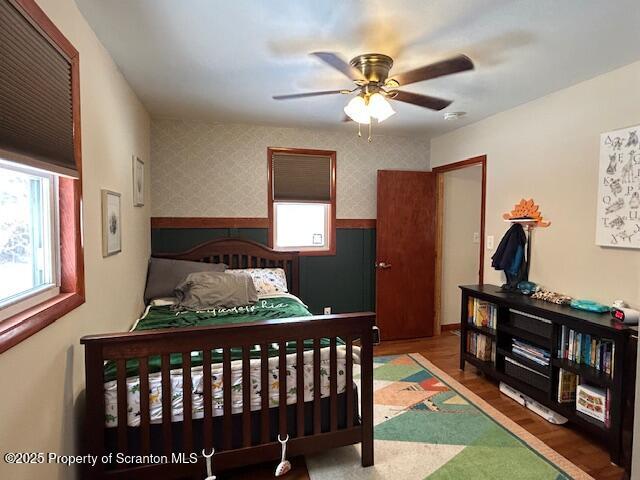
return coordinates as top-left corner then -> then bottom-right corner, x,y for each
558,326 -> 615,376
467,332 -> 495,362
511,339 -> 550,366
557,369 -> 578,403
467,297 -> 498,329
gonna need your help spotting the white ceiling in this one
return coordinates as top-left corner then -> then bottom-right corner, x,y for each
75,0 -> 640,138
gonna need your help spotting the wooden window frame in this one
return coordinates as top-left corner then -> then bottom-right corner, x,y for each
0,0 -> 84,354
267,147 -> 337,256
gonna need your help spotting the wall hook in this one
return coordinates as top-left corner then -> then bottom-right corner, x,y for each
502,198 -> 551,229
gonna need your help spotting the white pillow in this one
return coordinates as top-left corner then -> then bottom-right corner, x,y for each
226,268 -> 288,295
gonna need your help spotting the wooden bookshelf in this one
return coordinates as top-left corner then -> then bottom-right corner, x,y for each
552,358 -> 614,388
459,284 -> 637,466
463,352 -> 495,372
467,323 -> 496,337
498,323 -> 551,349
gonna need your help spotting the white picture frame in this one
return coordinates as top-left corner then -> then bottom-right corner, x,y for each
133,155 -> 144,207
595,125 -> 640,248
102,189 -> 122,257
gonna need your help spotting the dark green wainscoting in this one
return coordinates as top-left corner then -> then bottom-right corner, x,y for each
151,228 -> 376,315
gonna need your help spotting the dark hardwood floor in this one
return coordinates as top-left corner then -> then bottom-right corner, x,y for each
228,332 -> 624,480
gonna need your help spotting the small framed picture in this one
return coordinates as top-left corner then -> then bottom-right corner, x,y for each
133,155 -> 144,207
102,189 -> 121,257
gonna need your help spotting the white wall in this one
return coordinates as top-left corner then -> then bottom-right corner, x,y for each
151,119 -> 430,219
634,335 -> 640,479
441,165 -> 483,325
0,0 -> 151,478
431,61 -> 640,306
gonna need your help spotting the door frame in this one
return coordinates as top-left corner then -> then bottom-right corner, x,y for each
432,155 -> 487,335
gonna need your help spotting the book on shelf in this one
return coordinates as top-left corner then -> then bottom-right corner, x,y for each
511,339 -> 550,366
557,326 -> 615,376
557,369 -> 578,403
468,297 -> 497,330
576,383 -> 610,425
467,332 -> 494,362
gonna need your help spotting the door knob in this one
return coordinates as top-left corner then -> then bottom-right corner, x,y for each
375,261 -> 392,269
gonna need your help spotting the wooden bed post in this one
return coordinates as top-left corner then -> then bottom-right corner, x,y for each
290,255 -> 300,297
84,343 -> 105,479
360,327 -> 374,467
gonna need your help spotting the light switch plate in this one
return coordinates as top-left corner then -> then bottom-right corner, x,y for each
473,232 -> 480,244
487,235 -> 495,250
324,307 -> 331,315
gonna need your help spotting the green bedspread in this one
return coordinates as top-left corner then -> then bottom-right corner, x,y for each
137,297 -> 311,330
103,297 -> 339,382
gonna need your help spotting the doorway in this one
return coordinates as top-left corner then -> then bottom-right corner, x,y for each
433,156 -> 486,334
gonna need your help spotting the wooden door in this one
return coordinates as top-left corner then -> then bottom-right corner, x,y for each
376,170 -> 437,340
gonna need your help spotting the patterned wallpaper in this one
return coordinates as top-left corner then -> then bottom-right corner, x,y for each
151,119 -> 430,218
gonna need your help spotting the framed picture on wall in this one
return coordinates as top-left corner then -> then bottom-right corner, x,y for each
133,155 -> 144,207
102,189 -> 122,257
595,125 -> 640,248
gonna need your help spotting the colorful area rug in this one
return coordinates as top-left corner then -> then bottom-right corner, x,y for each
307,353 -> 592,480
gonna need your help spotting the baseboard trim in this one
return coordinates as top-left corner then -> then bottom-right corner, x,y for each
441,323 -> 461,331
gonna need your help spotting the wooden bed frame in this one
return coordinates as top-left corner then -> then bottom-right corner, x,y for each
81,238 -> 375,479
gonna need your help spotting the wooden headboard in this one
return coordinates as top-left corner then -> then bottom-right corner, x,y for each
153,238 -> 300,296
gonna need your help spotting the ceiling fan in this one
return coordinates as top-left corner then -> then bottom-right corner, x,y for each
273,52 -> 474,138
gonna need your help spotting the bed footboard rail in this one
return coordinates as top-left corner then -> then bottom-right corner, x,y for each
80,312 -> 375,479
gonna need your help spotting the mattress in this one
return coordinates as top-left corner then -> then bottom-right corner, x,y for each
103,294 -> 360,427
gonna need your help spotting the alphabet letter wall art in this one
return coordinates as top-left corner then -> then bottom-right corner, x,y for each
596,125 -> 640,248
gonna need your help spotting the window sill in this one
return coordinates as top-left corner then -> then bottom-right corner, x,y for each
273,246 -> 337,257
298,247 -> 337,257
0,292 -> 85,354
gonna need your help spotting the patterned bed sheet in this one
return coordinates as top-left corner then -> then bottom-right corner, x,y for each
104,344 -> 360,427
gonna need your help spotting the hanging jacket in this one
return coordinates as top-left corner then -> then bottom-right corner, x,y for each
491,223 -> 527,274
507,244 -> 524,276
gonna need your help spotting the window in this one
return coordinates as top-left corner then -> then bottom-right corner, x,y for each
0,0 -> 84,353
274,203 -> 329,249
268,148 -> 336,255
0,162 -> 59,319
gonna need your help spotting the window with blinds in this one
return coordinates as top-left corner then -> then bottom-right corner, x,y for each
272,154 -> 332,202
0,0 -> 84,350
0,0 -> 77,178
269,149 -> 336,254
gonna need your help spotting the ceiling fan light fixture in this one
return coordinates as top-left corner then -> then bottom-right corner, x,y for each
344,95 -> 371,124
275,51 -> 474,134
367,93 -> 395,122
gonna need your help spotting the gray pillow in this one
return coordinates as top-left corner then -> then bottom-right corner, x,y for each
144,257 -> 227,302
174,271 -> 258,310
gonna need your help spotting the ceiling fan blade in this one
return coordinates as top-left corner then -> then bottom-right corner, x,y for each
390,54 -> 474,86
311,52 -> 367,81
272,90 -> 345,100
390,90 -> 452,111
